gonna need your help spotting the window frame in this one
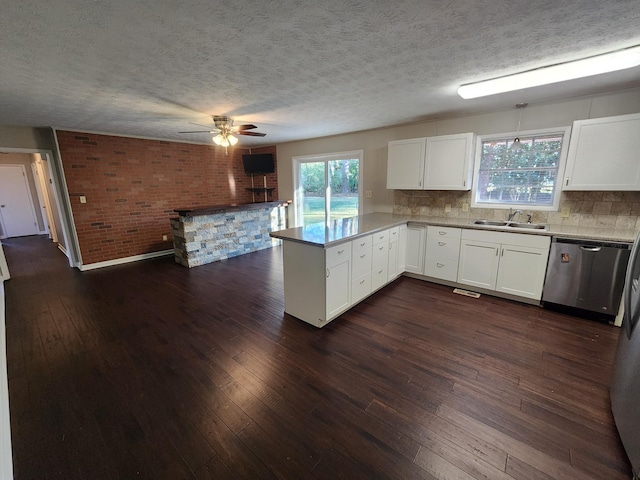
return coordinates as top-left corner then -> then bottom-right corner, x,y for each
470,126 -> 571,212
292,150 -> 363,227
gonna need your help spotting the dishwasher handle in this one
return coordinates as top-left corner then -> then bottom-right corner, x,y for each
580,245 -> 602,252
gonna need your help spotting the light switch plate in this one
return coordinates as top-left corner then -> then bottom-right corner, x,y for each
561,206 -> 570,218
444,204 -> 452,213
79,196 -> 86,204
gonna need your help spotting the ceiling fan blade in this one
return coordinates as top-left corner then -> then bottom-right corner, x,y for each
236,124 -> 257,131
178,130 -> 215,133
238,131 -> 266,137
189,122 -> 216,128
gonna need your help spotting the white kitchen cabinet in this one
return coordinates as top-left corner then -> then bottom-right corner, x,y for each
282,240 -> 351,328
387,133 -> 475,190
496,244 -> 549,299
388,226 -> 401,280
563,112 -> 640,191
458,239 -> 500,290
424,133 -> 475,190
405,224 -> 426,274
326,243 -> 352,319
424,226 -> 461,282
372,229 -> 390,291
397,224 -> 407,273
351,235 -> 373,303
457,229 -> 551,300
386,138 -> 426,189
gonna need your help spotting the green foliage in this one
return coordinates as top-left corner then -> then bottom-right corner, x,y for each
301,159 -> 359,195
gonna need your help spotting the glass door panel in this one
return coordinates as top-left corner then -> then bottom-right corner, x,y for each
328,158 -> 359,222
299,161 -> 326,226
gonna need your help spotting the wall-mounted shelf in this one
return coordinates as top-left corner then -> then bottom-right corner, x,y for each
246,187 -> 275,195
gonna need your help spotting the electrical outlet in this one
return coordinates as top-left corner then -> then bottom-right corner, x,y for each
79,196 -> 86,204
461,202 -> 469,212
561,206 -> 570,218
365,190 -> 372,198
444,204 -> 452,213
162,235 -> 168,241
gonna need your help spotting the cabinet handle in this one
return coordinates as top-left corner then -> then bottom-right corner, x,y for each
379,246 -> 384,251
437,263 -> 444,268
501,248 -> 504,257
565,178 -> 569,186
360,242 -> 366,247
337,249 -> 344,255
463,180 -> 466,187
378,269 -> 383,274
326,268 -> 330,278
360,279 -> 365,285
360,253 -> 366,259
439,231 -> 447,235
438,241 -> 446,246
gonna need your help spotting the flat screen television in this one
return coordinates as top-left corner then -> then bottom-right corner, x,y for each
242,153 -> 275,174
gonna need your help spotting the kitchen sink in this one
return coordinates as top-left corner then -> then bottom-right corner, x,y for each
473,220 -> 510,226
472,219 -> 548,230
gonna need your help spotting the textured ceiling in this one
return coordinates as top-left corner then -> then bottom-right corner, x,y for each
1,0 -> 640,147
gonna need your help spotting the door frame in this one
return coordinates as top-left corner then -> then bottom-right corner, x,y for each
292,150 -> 363,227
0,164 -> 40,238
0,147 -> 78,267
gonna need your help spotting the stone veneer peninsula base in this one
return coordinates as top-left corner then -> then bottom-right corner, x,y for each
170,201 -> 288,267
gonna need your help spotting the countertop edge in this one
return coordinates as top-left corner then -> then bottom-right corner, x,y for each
270,213 -> 638,247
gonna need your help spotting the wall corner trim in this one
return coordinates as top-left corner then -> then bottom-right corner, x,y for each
78,249 -> 174,271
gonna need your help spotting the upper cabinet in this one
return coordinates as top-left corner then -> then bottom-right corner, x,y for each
563,112 -> 640,191
387,133 -> 475,190
386,137 -> 426,189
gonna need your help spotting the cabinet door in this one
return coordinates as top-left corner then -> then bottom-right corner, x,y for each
424,133 -> 474,190
496,245 -> 549,300
326,259 -> 350,319
457,240 -> 500,290
372,241 -> 389,291
564,113 -> 640,191
386,138 -> 426,189
398,225 -> 407,273
405,226 -> 426,274
388,239 -> 399,280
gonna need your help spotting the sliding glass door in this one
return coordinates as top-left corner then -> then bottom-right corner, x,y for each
294,151 -> 362,226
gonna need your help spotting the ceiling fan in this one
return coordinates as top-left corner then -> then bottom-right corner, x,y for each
179,115 -> 266,147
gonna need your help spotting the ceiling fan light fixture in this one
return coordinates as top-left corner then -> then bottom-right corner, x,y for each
228,135 -> 238,146
457,45 -> 640,99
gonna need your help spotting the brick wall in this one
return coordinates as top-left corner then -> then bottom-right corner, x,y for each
56,131 -> 278,265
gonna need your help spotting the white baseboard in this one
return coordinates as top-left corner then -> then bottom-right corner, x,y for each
79,249 -> 174,271
0,282 -> 14,479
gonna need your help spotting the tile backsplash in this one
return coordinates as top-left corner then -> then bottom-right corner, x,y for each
393,190 -> 640,230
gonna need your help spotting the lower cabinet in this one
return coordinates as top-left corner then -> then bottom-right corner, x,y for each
405,224 -> 426,274
424,226 -> 461,281
457,229 -> 551,300
281,225 -> 407,328
372,229 -> 390,291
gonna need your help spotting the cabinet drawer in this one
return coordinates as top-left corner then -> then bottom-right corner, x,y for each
388,226 -> 400,242
427,226 -> 461,239
425,258 -> 459,282
372,229 -> 389,245
352,247 -> 372,278
352,234 -> 372,254
326,242 -> 352,267
426,236 -> 461,260
352,273 -> 372,303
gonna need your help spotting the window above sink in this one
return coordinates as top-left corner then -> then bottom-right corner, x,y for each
471,126 -> 571,212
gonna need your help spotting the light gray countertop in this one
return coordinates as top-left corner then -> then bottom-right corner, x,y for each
270,212 -> 638,247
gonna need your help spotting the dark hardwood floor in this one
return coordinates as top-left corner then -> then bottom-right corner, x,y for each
2,235 -> 632,479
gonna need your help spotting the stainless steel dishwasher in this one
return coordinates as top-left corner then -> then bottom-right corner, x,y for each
542,237 -> 631,317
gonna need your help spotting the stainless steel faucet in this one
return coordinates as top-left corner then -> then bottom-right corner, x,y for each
507,209 -> 523,221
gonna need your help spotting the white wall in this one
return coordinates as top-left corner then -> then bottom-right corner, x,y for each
277,88 -> 640,226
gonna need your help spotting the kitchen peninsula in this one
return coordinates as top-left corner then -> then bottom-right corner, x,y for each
171,201 -> 288,267
270,212 -> 637,328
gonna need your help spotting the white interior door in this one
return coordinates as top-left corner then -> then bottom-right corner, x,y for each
0,165 -> 40,238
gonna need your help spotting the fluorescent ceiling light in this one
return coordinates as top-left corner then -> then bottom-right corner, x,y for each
458,45 -> 640,99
